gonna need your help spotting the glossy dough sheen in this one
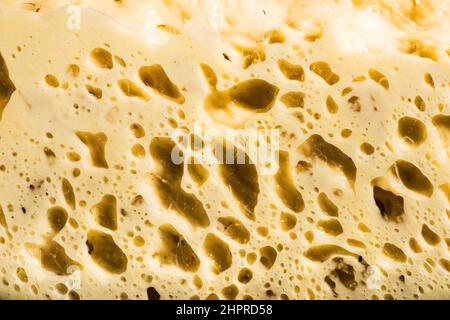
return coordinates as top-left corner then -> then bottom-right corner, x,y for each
0,0 -> 449,300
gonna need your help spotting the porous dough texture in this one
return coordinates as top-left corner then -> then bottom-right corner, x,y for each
0,0 -> 449,300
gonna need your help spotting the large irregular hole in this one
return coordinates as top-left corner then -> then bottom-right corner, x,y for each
27,241 -> 81,276
414,96 -> 426,112
259,246 -> 277,269
382,243 -> 407,263
200,63 -> 218,89
317,219 -> 343,236
91,194 -> 118,231
326,95 -> 339,114
62,178 -> 76,210
227,79 -> 279,111
277,59 -> 305,82
221,284 -> 239,300
217,142 -> 260,220
317,192 -> 339,217
424,73 -> 434,88
157,224 -> 200,272
279,212 -> 297,231
187,163 -> 209,186
131,144 -> 146,158
217,216 -> 250,244
90,48 -> 113,69
309,61 -> 340,85
303,245 -> 356,262
149,137 -> 210,228
274,150 -> 304,212
298,134 -> 357,190
117,79 -> 150,101
330,258 -> 358,291
203,66 -> 279,128
44,147 -> 56,165
16,268 -> 28,283
280,91 -> 305,108
368,69 -> 389,90
139,64 -> 185,104
86,230 -> 128,274
76,131 -> 109,168
373,186 -> 404,222
347,96 -> 361,112
400,38 -> 437,61
398,116 -> 427,146
47,206 -> 68,234
409,237 -> 423,253
85,84 -> 103,99
238,267 -> 253,284
391,160 -> 433,197
130,123 -> 145,138
239,45 -> 266,69
439,259 -> 450,273
421,224 -> 441,246
360,142 -> 375,155
266,29 -> 285,44
204,233 -> 232,274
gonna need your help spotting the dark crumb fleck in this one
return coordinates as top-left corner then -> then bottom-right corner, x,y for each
147,287 -> 161,300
